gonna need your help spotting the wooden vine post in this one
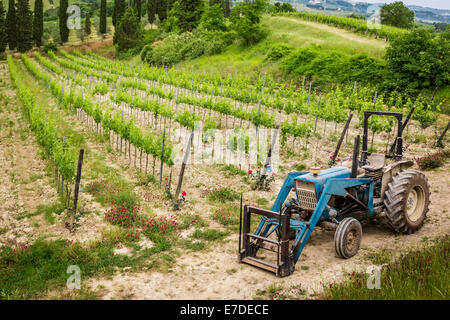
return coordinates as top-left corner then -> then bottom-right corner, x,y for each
437,121 -> 450,148
175,132 -> 194,199
71,149 -> 84,226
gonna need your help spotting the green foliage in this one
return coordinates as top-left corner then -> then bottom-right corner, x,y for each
278,11 -> 407,41
203,185 -> 239,203
32,0 -> 43,47
415,151 -> 449,170
114,7 -> 143,52
192,228 -> 228,241
100,0 -> 106,34
283,44 -> 386,85
112,0 -> 126,27
164,0 -> 205,32
142,29 -> 233,65
42,41 -> 57,53
147,0 -> 157,24
199,3 -> 227,31
266,43 -> 292,61
211,204 -> 240,227
15,0 -> 33,52
84,11 -> 91,37
0,239 -> 131,299
230,0 -> 268,46
134,0 -> 142,20
321,237 -> 450,299
59,0 -> 68,43
8,55 -> 77,182
380,1 -> 414,29
0,2 -> 6,53
6,0 -> 16,50
384,28 -> 450,94
248,169 -> 275,191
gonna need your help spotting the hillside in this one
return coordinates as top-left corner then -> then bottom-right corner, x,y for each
176,14 -> 387,83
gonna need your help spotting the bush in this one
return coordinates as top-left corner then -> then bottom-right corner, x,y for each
266,43 -> 293,61
142,29 -> 233,65
282,44 -> 385,85
114,7 -> 143,53
42,41 -> 57,53
415,151 -> 448,170
202,185 -> 240,203
383,28 -> 450,94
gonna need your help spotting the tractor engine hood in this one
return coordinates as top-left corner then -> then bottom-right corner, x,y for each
295,167 -> 351,196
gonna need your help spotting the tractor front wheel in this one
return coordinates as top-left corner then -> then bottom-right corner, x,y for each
334,217 -> 362,259
383,170 -> 430,234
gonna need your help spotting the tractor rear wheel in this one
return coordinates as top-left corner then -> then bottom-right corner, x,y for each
334,217 -> 362,259
383,170 -> 430,234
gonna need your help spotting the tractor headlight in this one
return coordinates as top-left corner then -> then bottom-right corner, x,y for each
309,167 -> 321,176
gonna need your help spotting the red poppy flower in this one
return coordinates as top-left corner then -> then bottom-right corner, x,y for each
248,170 -> 252,175
182,191 -> 187,196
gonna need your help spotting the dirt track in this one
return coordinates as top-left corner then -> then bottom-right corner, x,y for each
87,166 -> 449,300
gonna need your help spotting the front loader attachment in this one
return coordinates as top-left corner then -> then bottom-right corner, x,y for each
238,206 -> 306,277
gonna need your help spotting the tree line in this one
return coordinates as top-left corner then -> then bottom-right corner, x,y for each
0,0 -> 232,54
0,0 -> 108,53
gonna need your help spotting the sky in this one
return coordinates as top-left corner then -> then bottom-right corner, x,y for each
356,0 -> 450,10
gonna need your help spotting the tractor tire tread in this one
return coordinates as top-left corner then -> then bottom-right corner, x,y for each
383,169 -> 430,234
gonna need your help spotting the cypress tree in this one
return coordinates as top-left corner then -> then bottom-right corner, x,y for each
113,0 -> 118,26
16,0 -> 33,52
100,0 -> 107,33
32,0 -> 43,47
156,0 -> 167,22
85,11 -> 91,37
135,0 -> 142,20
113,0 -> 126,28
6,0 -> 16,50
223,0 -> 230,18
147,0 -> 157,25
59,0 -> 69,43
114,6 -> 142,52
0,2 -> 6,53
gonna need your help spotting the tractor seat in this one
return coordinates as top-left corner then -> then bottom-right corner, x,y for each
362,153 -> 386,171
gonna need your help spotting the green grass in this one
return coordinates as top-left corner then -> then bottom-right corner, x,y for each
321,237 -> 450,300
0,239 -> 132,299
203,186 -> 240,203
177,15 -> 386,81
17,200 -> 66,223
192,228 -> 229,242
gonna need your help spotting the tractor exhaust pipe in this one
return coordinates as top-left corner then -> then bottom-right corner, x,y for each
351,135 -> 360,178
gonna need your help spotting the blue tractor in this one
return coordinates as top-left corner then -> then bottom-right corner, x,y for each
238,111 -> 430,276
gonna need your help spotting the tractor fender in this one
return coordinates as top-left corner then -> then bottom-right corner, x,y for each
380,160 -> 414,198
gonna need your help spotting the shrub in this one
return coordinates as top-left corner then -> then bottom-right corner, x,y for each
202,185 -> 240,203
282,44 -> 385,85
266,43 -> 292,61
42,41 -> 57,53
415,151 -> 447,170
142,29 -> 233,65
248,168 -> 275,191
